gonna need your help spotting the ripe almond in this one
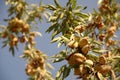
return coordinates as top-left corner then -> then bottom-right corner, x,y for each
22,24 -> 29,33
25,64 -> 36,76
20,36 -> 26,43
74,65 -> 87,76
68,53 -> 86,65
38,57 -> 44,64
99,34 -> 106,41
29,36 -> 35,42
30,41 -> 36,46
9,41 -> 18,47
81,45 -> 90,55
99,65 -> 111,75
13,37 -> 18,42
97,22 -> 104,29
106,26 -> 117,37
1,32 -> 8,38
74,68 -> 81,75
107,39 -> 115,47
30,32 -> 36,37
99,55 -> 107,65
79,37 -> 88,48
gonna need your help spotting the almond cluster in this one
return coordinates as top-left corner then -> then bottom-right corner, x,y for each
24,49 -> 47,80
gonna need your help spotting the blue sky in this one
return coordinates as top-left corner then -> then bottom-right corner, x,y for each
0,0 -> 98,80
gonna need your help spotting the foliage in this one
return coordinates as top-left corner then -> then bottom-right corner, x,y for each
0,0 -> 120,80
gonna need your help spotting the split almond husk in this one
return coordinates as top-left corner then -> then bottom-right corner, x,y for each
67,53 -> 86,65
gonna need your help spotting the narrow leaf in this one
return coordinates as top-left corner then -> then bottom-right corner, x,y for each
46,23 -> 58,33
63,66 -> 71,78
54,0 -> 61,8
9,47 -> 15,56
72,0 -> 76,9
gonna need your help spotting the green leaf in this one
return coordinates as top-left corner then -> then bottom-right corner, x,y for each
54,0 -> 61,8
93,40 -> 103,45
1,40 -> 9,48
52,30 -> 59,39
63,66 -> 71,79
82,6 -> 87,10
93,49 -> 108,54
49,16 -> 58,22
71,0 -> 76,9
56,65 -> 66,79
61,36 -> 70,43
56,65 -> 70,79
51,37 -> 61,43
87,53 -> 98,61
52,50 -> 67,58
46,23 -> 58,33
53,58 -> 64,63
9,47 -> 15,56
74,12 -> 88,18
47,5 -> 56,10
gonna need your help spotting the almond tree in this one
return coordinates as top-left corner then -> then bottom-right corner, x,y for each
0,0 -> 120,80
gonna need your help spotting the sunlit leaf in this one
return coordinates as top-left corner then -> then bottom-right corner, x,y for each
98,0 -> 103,4
56,65 -> 66,79
74,12 -> 88,18
47,5 -> 56,10
97,72 -> 105,80
51,37 -> 61,43
53,58 -> 64,63
93,49 -> 108,54
71,0 -> 76,9
61,36 -> 69,43
57,42 -> 63,48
